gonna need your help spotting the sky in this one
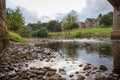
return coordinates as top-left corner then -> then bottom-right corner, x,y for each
6,0 -> 113,24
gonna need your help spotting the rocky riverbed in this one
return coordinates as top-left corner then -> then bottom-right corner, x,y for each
0,41 -> 119,80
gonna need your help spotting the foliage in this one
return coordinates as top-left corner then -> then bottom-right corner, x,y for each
27,22 -> 48,31
19,26 -> 32,38
47,20 -> 61,32
48,28 -> 112,38
36,27 -> 48,37
61,10 -> 79,30
9,31 -> 25,42
6,7 -> 24,32
99,14 -> 113,27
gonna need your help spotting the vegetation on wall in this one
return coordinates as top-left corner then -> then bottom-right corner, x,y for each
99,13 -> 113,27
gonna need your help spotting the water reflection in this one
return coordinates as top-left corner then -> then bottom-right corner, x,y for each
112,41 -> 120,78
36,42 -> 113,58
32,40 -> 120,79
31,40 -> 120,79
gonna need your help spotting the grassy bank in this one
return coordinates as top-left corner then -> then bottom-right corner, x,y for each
9,31 -> 25,42
48,28 -> 112,38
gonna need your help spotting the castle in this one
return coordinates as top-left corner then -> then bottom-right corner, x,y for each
78,18 -> 99,28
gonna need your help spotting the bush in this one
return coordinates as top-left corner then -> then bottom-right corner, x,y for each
19,27 -> 32,38
36,27 -> 48,37
9,31 -> 25,42
75,32 -> 82,38
99,14 -> 113,27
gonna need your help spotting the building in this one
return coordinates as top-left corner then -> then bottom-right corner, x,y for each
85,18 -> 99,28
78,22 -> 85,28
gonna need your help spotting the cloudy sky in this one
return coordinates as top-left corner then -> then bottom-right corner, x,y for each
6,0 -> 113,24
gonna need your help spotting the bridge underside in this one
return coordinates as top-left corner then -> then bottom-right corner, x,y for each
0,0 -> 9,55
108,0 -> 120,39
1,0 -> 120,56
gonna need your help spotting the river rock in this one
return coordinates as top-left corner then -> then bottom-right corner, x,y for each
79,64 -> 83,67
77,75 -> 85,80
59,68 -> 65,72
83,65 -> 91,70
46,73 -> 61,80
69,74 -> 74,78
95,74 -> 106,80
30,73 -> 37,78
99,65 -> 108,71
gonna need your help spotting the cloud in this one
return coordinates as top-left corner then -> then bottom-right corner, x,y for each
21,8 -> 39,24
6,0 -> 113,23
78,0 -> 113,21
6,0 -> 39,24
54,13 -> 66,21
51,0 -> 113,22
39,13 -> 66,23
40,15 -> 51,23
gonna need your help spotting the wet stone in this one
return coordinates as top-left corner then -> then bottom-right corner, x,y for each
99,65 -> 108,71
46,73 -> 61,80
77,75 -> 85,80
75,71 -> 79,74
69,74 -> 74,78
79,64 -> 83,67
95,74 -> 106,80
83,65 -> 92,70
30,73 -> 37,78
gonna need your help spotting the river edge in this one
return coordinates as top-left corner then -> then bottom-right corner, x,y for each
0,38 -> 119,80
25,38 -> 112,44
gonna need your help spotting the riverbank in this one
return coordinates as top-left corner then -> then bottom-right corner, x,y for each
0,40 -> 119,80
48,28 -> 112,39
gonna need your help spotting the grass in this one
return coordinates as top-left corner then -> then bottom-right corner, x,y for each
48,28 -> 112,38
9,31 -> 25,42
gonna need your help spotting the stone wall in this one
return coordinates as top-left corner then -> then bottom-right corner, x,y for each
85,18 -> 99,28
0,0 -> 9,56
78,22 -> 85,28
78,18 -> 99,28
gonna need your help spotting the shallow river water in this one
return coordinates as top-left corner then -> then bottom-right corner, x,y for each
26,39 -> 120,80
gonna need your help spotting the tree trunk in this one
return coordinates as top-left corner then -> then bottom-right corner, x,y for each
0,0 -> 9,56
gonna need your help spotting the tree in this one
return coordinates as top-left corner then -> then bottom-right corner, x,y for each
99,14 -> 113,27
47,20 -> 61,32
6,7 -> 24,32
27,22 -> 48,31
19,27 -> 32,38
98,13 -> 102,19
61,10 -> 79,30
36,27 -> 48,37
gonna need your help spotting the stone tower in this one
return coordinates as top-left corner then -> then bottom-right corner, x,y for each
108,0 -> 120,39
0,0 -> 9,55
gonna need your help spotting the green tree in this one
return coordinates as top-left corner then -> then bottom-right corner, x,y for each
61,10 -> 79,30
6,7 -> 24,32
36,27 -> 48,37
47,20 -> 61,32
19,26 -> 32,38
27,22 -> 48,31
99,14 -> 113,27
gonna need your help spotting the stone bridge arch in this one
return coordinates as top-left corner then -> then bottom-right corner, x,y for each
0,0 -> 120,54
0,0 -> 9,55
108,0 -> 120,39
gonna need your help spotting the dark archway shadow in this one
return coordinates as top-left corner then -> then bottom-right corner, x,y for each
112,41 -> 120,78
